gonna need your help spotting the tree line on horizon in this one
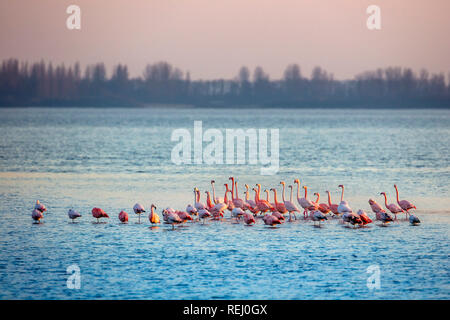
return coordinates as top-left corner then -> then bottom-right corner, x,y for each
0,58 -> 449,108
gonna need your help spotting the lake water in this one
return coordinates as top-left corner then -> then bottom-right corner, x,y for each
0,107 -> 449,299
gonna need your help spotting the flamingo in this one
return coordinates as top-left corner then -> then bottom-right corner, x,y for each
176,211 -> 194,222
394,185 -> 416,219
342,212 -> 362,227
68,209 -> 82,222
244,184 -> 257,208
270,188 -> 288,217
262,214 -> 281,226
380,192 -> 403,220
281,182 -> 300,221
186,204 -> 198,217
263,189 -> 276,209
244,190 -> 259,214
133,203 -> 145,224
149,204 -> 160,225
253,186 -> 274,214
312,210 -> 327,226
206,190 -> 227,218
293,179 -> 314,219
357,209 -> 372,225
210,180 -> 224,204
368,199 -> 385,216
314,193 -> 331,215
409,214 -> 421,225
118,210 -> 129,223
337,185 -> 353,215
34,200 -> 47,213
243,212 -> 256,225
194,188 -> 207,211
205,191 -> 215,210
166,212 -> 182,229
229,177 -> 245,209
198,208 -> 211,224
378,210 -> 394,225
224,184 -> 235,211
92,207 -> 109,223
326,191 -> 339,216
231,207 -> 245,222
32,209 -> 43,223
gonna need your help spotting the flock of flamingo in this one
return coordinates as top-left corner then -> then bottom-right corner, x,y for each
31,177 -> 421,228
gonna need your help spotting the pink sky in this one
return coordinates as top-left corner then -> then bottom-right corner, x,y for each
1,0 -> 449,80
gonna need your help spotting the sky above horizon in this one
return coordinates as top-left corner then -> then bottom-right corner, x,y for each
1,0 -> 449,80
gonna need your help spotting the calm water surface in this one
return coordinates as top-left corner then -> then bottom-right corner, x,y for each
0,107 -> 449,299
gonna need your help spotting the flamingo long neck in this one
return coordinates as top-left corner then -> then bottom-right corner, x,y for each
295,182 -> 300,200
254,189 -> 259,203
315,193 -> 320,203
265,190 -> 269,202
211,182 -> 217,201
230,178 -> 235,200
224,185 -> 229,203
235,182 -> 240,199
150,206 -> 155,219
206,192 -> 213,208
273,190 -> 278,205
394,186 -> 400,203
340,186 -> 344,201
289,187 -> 293,202
304,187 -> 308,199
196,190 -> 200,203
327,192 -> 332,206
245,188 -> 249,201
257,184 -> 261,197
281,184 -> 286,202
383,193 -> 388,207
194,191 -> 198,204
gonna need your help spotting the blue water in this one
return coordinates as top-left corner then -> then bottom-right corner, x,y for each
0,107 -> 449,299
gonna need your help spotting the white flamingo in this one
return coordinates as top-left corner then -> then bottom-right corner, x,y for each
68,209 -> 82,222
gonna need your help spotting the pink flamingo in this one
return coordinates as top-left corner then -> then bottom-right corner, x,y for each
198,208 -> 211,224
293,179 -> 314,219
68,209 -> 82,222
118,210 -> 129,223
32,209 -> 43,223
262,214 -> 281,226
92,207 -> 109,223
270,188 -> 288,216
357,209 -> 372,225
244,184 -> 257,208
133,203 -> 145,224
229,177 -> 245,209
281,182 -> 300,221
314,193 -> 331,215
263,189 -> 276,209
380,192 -> 403,220
149,204 -> 160,225
224,184 -> 235,211
253,186 -> 274,214
244,190 -> 259,214
368,199 -> 385,215
175,210 -> 194,222
166,212 -> 182,229
326,191 -> 339,216
210,180 -> 224,204
34,200 -> 47,213
206,191 -> 227,218
243,212 -> 256,225
394,185 -> 416,218
194,188 -> 207,211
186,204 -> 198,217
